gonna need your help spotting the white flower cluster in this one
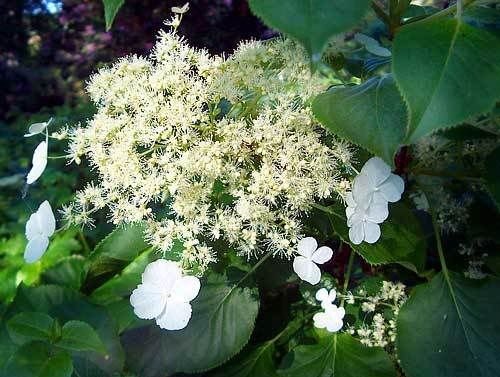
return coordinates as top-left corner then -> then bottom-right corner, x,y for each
345,157 -> 404,244
292,237 -> 333,285
313,288 -> 345,333
64,31 -> 352,271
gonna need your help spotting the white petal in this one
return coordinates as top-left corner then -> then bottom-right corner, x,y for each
328,289 -> 337,303
346,205 -> 355,220
37,201 -> 56,237
142,260 -> 182,291
366,44 -> 391,57
25,212 -> 40,241
24,236 -> 49,263
26,141 -> 48,184
352,173 -> 375,207
312,246 -> 333,265
345,192 -> 356,208
366,202 -> 389,224
156,299 -> 192,330
170,275 -> 201,302
313,312 -> 328,329
363,222 -> 381,244
361,157 -> 390,186
325,318 -> 344,333
347,207 -> 365,227
315,288 -> 329,303
297,237 -> 318,258
130,283 -> 167,319
293,256 -> 321,285
349,222 -> 364,245
24,122 -> 48,137
379,174 -> 405,202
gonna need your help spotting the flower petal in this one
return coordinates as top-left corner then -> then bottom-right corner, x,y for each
345,192 -> 356,208
171,275 -> 201,302
379,174 -> 405,202
366,202 -> 388,224
363,222 -> 381,244
352,173 -> 375,207
142,259 -> 182,291
325,318 -> 343,333
130,283 -> 167,320
156,299 -> 192,330
24,122 -> 48,138
297,237 -> 317,258
27,141 -> 48,185
349,221 -> 364,245
313,312 -> 328,329
37,201 -> 56,237
25,212 -> 40,241
311,246 -> 333,265
293,256 -> 321,285
315,288 -> 329,302
24,235 -> 49,263
361,157 -> 390,186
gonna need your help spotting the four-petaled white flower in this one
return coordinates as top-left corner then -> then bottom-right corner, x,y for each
346,157 -> 404,244
26,141 -> 48,185
24,200 -> 55,263
130,259 -> 201,330
313,305 -> 346,333
293,237 -> 333,285
315,288 -> 337,309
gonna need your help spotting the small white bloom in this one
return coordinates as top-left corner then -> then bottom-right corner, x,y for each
130,259 -> 201,330
347,204 -> 388,245
293,237 -> 333,285
24,200 -> 55,263
315,288 -> 337,309
24,118 -> 52,137
26,141 -> 48,184
313,305 -> 345,333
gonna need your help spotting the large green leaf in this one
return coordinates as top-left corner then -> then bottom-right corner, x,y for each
397,271 -> 500,377
248,0 -> 370,63
313,74 -> 407,165
393,18 -> 500,143
83,223 -> 149,293
322,203 -> 426,272
210,341 -> 279,377
6,312 -> 53,344
484,146 -> 500,210
41,256 -> 86,290
278,333 -> 396,377
122,272 -> 260,376
4,341 -> 73,377
56,321 -> 106,354
102,0 -> 124,31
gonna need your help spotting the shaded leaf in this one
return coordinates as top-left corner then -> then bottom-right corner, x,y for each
56,320 -> 107,354
484,146 -> 500,210
102,0 -> 124,31
6,312 -> 53,344
41,256 -> 86,290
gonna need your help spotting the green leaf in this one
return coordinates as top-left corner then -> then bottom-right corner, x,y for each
4,341 -> 73,377
210,341 -> 279,377
393,18 -> 500,143
485,146 -> 500,210
313,74 -> 407,165
322,203 -> 426,272
278,333 -> 396,377
83,223 -> 150,293
248,0 -> 370,63
122,272 -> 260,376
6,312 -> 54,344
41,256 -> 86,290
397,272 -> 500,377
56,320 -> 106,354
102,0 -> 124,31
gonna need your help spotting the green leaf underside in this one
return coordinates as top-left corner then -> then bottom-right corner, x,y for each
278,333 -> 396,377
102,0 -> 125,31
248,0 -> 370,62
397,272 -> 500,377
5,341 -> 73,377
393,18 -> 500,143
7,312 -> 53,344
324,203 -> 426,272
484,146 -> 500,210
210,342 -> 279,377
56,320 -> 107,354
313,74 -> 407,166
122,273 -> 259,376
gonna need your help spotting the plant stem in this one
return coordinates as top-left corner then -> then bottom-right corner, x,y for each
456,0 -> 463,20
78,231 -> 91,254
404,0 -> 476,26
431,211 -> 450,281
340,246 -> 355,307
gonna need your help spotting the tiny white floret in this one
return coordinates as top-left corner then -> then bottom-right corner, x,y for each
313,305 -> 345,333
26,141 -> 48,184
130,259 -> 201,331
293,237 -> 333,285
316,288 -> 337,310
24,200 -> 56,263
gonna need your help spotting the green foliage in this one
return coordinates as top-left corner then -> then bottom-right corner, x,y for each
397,272 -> 500,377
393,18 -> 500,143
485,146 -> 500,210
248,0 -> 371,64
122,272 -> 260,376
102,0 -> 125,31
6,312 -> 54,345
278,333 -> 396,377
313,74 -> 407,165
56,321 -> 106,354
41,256 -> 87,290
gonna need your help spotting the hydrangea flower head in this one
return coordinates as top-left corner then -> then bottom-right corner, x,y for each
24,200 -> 55,263
293,237 -> 333,285
130,259 -> 201,330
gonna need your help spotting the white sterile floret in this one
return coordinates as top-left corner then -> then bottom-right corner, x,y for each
24,200 -> 56,263
130,259 -> 201,331
24,117 -> 52,138
293,237 -> 333,285
26,141 -> 48,184
315,288 -> 337,309
313,305 -> 345,333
